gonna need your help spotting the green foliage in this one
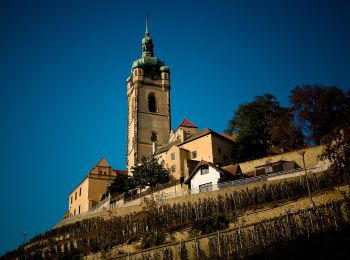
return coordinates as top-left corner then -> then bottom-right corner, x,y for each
192,213 -> 229,235
106,175 -> 135,196
226,93 -> 283,161
131,154 -> 169,189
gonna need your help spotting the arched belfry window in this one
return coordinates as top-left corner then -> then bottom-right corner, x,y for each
148,93 -> 157,113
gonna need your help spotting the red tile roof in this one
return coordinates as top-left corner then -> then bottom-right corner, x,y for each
219,133 -> 238,142
179,118 -> 198,128
221,164 -> 240,176
114,169 -> 128,176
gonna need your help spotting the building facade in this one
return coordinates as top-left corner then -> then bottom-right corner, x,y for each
126,17 -> 171,173
67,157 -> 123,217
156,118 -> 237,181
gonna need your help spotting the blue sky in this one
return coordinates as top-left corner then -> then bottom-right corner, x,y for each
0,0 -> 349,255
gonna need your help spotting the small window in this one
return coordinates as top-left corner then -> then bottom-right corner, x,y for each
201,167 -> 209,175
148,93 -> 157,113
79,188 -> 81,196
78,206 -> 80,214
199,182 -> 213,193
171,165 -> 176,173
99,170 -> 102,174
151,131 -> 157,142
75,192 -> 77,200
218,147 -> 222,154
265,166 -> 273,173
74,209 -> 76,216
192,151 -> 197,159
171,152 -> 175,160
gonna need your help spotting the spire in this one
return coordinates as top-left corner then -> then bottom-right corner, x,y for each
145,13 -> 150,36
141,14 -> 154,57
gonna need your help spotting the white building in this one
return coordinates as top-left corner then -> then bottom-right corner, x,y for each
184,160 -> 241,192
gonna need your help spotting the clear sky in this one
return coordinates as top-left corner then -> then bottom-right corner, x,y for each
0,0 -> 349,255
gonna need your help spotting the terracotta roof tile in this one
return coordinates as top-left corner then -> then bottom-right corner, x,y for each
114,169 -> 128,176
220,133 -> 238,142
221,164 -> 240,176
179,118 -> 198,128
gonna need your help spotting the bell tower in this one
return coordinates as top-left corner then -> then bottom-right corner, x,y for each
126,16 -> 171,173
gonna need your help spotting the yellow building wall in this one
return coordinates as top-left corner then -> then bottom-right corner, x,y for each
127,71 -> 171,172
69,178 -> 89,216
210,135 -> 235,165
239,145 -> 325,175
68,160 -> 118,216
179,135 -> 213,162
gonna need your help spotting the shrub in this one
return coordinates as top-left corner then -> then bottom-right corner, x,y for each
192,213 -> 229,235
141,231 -> 166,249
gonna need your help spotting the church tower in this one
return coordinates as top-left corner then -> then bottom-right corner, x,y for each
126,17 -> 171,173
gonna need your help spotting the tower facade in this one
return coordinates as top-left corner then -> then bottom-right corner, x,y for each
126,18 -> 171,173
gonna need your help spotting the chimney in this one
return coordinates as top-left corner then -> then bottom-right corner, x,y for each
152,142 -> 157,154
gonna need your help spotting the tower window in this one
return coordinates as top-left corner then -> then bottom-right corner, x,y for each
148,93 -> 157,113
151,131 -> 157,142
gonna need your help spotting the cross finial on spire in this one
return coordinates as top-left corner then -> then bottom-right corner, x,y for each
145,13 -> 150,36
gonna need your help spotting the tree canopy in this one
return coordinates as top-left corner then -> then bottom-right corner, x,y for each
226,85 -> 349,162
321,127 -> 350,187
290,84 -> 350,145
226,93 -> 292,161
131,154 -> 169,189
268,107 -> 304,153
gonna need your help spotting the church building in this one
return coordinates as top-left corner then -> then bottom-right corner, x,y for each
126,16 -> 171,173
126,18 -> 237,179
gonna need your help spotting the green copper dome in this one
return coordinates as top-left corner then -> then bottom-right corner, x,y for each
131,16 -> 170,72
160,65 -> 170,72
132,56 -> 165,70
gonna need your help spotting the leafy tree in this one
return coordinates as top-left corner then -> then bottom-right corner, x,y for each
138,197 -> 167,248
131,154 -> 169,188
290,84 -> 349,145
321,127 -> 350,187
107,175 -> 134,194
267,107 -> 304,152
226,93 -> 281,161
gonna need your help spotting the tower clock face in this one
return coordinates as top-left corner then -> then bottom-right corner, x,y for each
150,72 -> 158,80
